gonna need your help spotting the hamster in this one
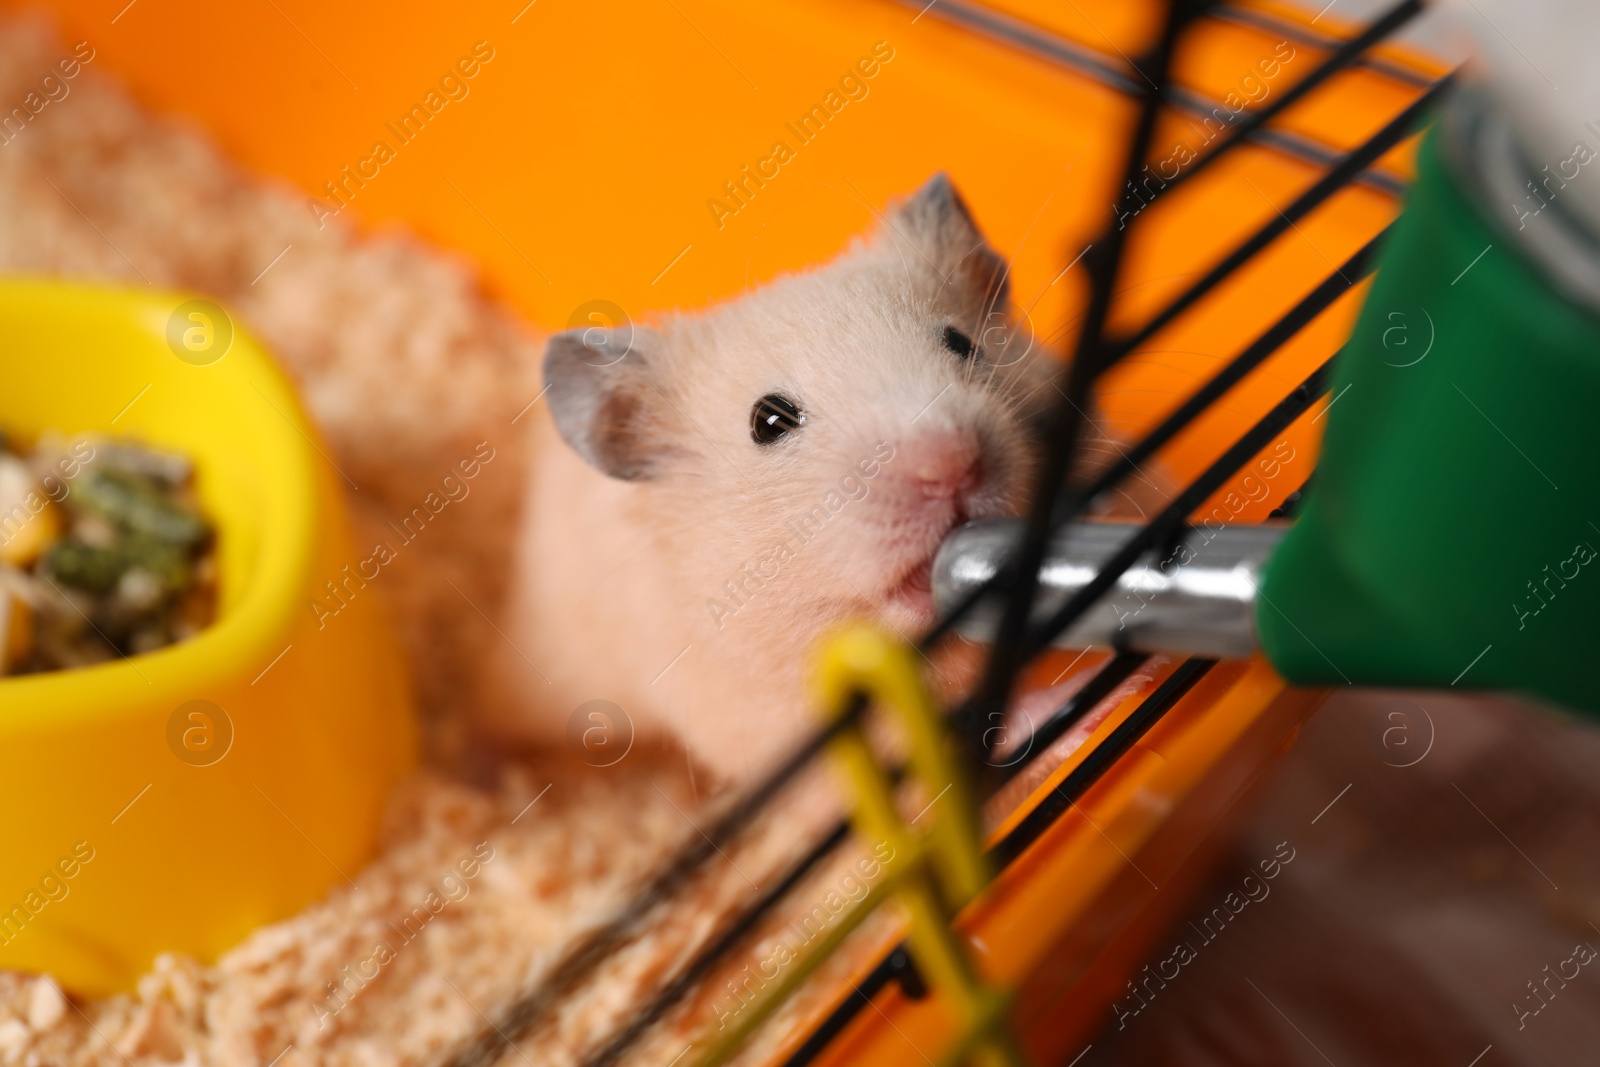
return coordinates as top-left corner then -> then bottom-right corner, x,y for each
494,174 -> 1065,782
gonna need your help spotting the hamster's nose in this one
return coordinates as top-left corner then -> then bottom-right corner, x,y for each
910,433 -> 983,499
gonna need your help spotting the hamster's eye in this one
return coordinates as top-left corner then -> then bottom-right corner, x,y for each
941,325 -> 979,361
751,394 -> 804,445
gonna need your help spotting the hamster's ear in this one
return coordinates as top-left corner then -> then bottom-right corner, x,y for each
891,173 -> 1009,308
542,327 -> 668,481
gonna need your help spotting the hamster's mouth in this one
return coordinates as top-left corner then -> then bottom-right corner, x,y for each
883,554 -> 937,621
878,511 -> 968,627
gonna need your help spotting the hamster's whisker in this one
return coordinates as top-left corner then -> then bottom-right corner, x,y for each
1007,369 -> 1060,413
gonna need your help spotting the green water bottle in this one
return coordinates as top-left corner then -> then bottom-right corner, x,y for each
933,4 -> 1600,716
1258,4 -> 1600,713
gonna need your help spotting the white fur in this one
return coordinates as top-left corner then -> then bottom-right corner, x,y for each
495,178 -> 1061,782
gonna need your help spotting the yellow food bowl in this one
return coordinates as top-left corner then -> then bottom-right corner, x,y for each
0,281 -> 417,995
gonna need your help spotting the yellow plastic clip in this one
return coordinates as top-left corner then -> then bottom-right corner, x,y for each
812,622 -> 1028,1067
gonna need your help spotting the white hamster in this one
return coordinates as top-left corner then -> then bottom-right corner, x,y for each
494,174 -> 1066,782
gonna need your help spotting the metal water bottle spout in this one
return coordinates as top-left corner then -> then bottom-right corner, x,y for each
932,519 -> 1285,660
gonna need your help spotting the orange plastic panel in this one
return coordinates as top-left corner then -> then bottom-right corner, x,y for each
16,0 -> 1427,348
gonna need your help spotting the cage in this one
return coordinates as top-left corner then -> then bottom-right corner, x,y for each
0,0 -> 1461,1064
